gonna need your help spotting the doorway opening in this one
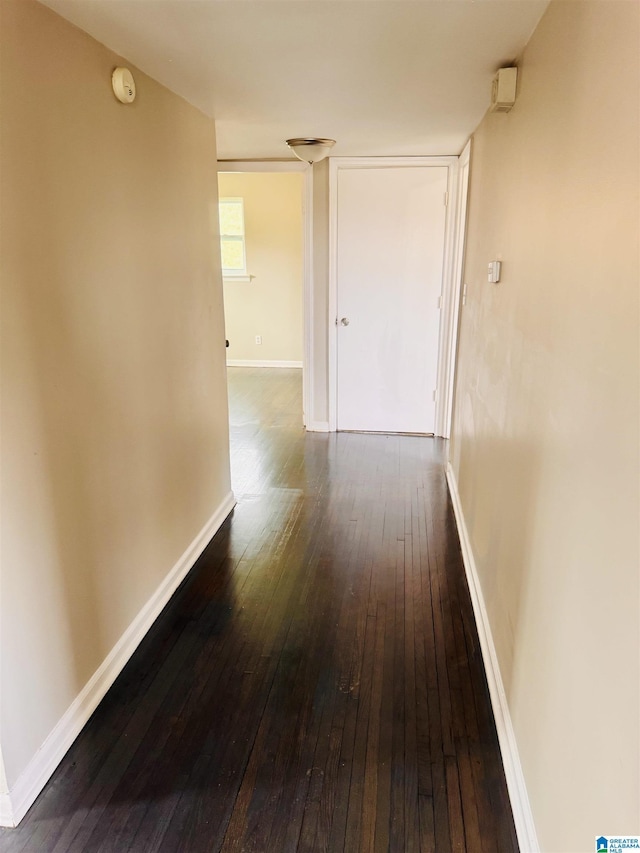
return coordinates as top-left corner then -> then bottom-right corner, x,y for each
218,166 -> 310,441
217,164 -> 310,498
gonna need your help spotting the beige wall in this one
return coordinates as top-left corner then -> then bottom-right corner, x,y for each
450,2 -> 639,850
219,172 -> 303,363
0,0 -> 230,791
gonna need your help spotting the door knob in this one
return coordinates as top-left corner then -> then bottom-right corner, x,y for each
340,317 -> 350,326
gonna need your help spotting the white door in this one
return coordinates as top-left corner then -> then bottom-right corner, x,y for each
336,165 -> 448,433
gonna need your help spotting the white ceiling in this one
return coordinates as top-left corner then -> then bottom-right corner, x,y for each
40,0 -> 549,160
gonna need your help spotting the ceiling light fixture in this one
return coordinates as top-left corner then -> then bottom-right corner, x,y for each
286,137 -> 336,165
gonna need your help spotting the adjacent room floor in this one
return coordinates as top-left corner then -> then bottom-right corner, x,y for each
0,367 -> 518,852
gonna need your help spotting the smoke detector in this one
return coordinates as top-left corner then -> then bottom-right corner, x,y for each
112,67 -> 136,104
490,67 -> 517,113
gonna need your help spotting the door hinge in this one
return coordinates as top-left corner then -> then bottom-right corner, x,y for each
444,191 -> 448,206
433,389 -> 437,402
437,296 -> 441,309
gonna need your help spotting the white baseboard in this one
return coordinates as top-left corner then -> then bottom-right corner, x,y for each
1,490 -> 236,828
0,794 -> 14,827
306,421 -> 330,432
445,463 -> 540,853
226,359 -> 303,368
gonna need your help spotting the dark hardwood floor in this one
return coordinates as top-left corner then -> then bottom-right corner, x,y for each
0,367 -> 518,852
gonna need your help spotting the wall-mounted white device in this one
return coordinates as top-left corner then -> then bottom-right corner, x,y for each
487,261 -> 502,283
490,67 -> 517,113
112,67 -> 136,104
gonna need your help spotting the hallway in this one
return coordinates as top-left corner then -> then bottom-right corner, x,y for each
0,368 -> 517,852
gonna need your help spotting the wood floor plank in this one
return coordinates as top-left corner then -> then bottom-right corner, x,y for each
418,793 -> 436,853
403,532 -> 421,853
446,757 -> 467,852
361,602 -> 386,853
0,368 -> 519,853
372,594 -> 395,853
342,607 -> 376,852
388,536 -> 407,853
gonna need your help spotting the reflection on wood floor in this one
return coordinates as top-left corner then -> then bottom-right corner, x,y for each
0,366 -> 518,853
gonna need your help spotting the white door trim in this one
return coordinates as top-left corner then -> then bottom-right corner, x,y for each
328,156 -> 459,435
436,140 -> 472,438
218,160 -> 313,429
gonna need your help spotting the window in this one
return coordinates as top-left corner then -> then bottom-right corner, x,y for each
219,197 -> 247,278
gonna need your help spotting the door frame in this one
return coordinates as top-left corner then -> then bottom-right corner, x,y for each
218,160 -> 313,428
328,155 -> 462,436
443,139 -> 472,440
